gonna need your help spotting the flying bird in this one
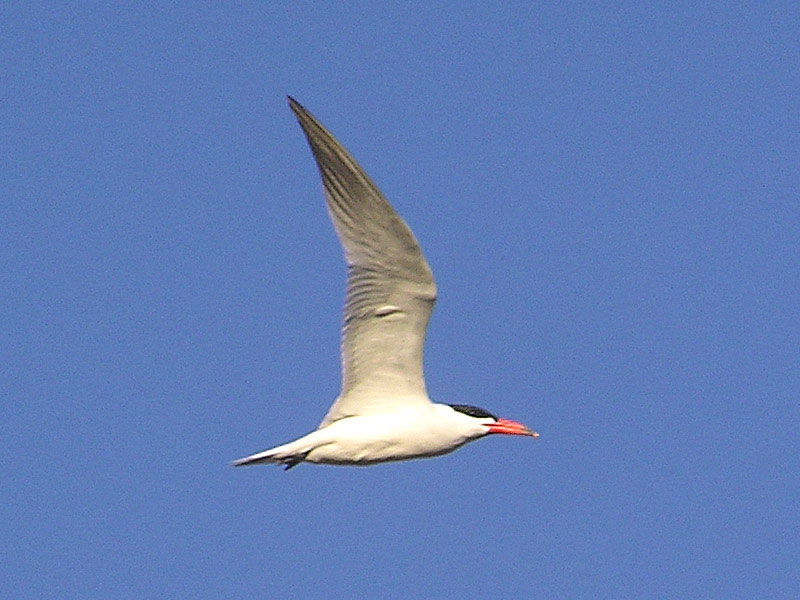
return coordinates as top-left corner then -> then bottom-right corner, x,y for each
233,97 -> 537,469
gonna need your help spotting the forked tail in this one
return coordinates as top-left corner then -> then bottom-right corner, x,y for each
232,446 -> 308,470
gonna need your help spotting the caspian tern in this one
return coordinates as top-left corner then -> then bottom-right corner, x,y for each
233,97 -> 538,470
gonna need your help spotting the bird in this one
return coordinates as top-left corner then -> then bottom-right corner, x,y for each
233,97 -> 538,470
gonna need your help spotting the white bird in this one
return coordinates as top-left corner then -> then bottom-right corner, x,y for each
233,97 -> 538,470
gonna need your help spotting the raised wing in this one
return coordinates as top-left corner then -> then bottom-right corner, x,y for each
288,97 -> 437,427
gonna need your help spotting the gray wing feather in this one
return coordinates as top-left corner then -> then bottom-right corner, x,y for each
288,98 -> 437,426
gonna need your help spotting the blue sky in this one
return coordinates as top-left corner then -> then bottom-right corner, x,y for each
3,3 -> 799,598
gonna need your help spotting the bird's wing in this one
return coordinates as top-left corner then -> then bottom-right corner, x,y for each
289,98 -> 437,427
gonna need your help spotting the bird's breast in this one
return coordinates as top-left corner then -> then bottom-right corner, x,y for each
304,410 -> 470,465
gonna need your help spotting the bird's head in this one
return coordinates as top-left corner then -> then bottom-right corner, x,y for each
447,404 -> 539,438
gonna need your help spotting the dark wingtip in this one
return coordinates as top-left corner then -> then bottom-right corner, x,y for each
287,95 -> 305,118
285,97 -> 332,157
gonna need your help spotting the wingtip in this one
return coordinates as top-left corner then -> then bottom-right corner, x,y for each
286,95 -> 305,117
286,97 -> 329,151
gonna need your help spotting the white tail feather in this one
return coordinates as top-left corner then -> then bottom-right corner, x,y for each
232,448 -> 283,467
232,434 -> 321,469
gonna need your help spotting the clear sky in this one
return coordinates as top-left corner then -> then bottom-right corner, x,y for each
3,3 -> 799,599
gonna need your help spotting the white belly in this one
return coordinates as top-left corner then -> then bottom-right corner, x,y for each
304,409 -> 472,465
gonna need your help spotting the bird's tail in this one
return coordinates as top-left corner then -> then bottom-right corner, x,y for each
232,448 -> 281,467
232,441 -> 310,470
